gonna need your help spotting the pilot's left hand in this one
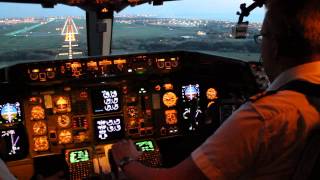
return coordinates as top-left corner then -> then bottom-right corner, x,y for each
111,139 -> 142,167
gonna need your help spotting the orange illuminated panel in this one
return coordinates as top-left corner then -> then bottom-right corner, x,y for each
99,59 -> 112,66
46,68 -> 53,72
163,92 -> 178,108
71,62 -> 81,69
99,59 -> 113,74
87,61 -> 98,71
165,110 -> 178,125
57,115 -> 71,128
163,83 -> 174,90
52,96 -> 71,114
31,106 -> 45,120
58,130 -> 73,144
32,69 -> 40,73
33,121 -> 47,136
114,59 -> 127,65
33,136 -> 49,152
101,8 -> 108,13
206,88 -> 218,100
114,59 -> 127,72
70,62 -> 82,77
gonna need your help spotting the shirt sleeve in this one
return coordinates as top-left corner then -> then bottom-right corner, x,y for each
191,102 -> 265,180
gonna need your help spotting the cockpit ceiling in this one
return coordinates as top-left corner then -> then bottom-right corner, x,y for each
0,0 -> 176,12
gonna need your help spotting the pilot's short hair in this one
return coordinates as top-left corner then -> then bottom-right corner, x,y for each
266,0 -> 320,60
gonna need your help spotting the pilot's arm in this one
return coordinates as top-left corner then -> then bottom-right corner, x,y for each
112,102 -> 265,179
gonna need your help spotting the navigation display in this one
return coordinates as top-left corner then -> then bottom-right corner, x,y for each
69,149 -> 90,164
135,140 -> 155,152
94,116 -> 124,143
182,84 -> 200,101
91,88 -> 121,114
0,102 -> 22,125
0,125 -> 28,161
181,84 -> 203,131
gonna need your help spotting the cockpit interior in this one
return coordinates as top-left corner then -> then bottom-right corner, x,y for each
0,0 -> 269,179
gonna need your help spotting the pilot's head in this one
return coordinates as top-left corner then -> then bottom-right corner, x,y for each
262,0 -> 320,81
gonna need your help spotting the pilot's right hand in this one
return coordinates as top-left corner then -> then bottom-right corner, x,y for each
111,139 -> 142,167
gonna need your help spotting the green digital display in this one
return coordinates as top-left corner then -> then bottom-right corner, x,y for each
135,140 -> 155,152
69,149 -> 90,164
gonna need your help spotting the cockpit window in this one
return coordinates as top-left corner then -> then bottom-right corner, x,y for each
0,3 -> 87,68
112,0 -> 265,61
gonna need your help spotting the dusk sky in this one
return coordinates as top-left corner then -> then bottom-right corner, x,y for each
0,0 -> 265,22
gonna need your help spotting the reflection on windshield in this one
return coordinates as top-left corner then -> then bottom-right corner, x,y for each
112,16 -> 262,61
0,8 -> 87,68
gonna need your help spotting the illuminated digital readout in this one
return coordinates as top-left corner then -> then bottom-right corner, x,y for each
91,88 -> 121,114
0,102 -> 22,125
135,140 -> 155,152
94,117 -> 124,142
69,149 -> 90,164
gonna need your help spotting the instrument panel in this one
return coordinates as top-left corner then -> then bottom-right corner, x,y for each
0,51 -> 269,179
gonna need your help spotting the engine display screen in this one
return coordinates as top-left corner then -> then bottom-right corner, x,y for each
0,125 -> 28,161
94,116 -> 124,143
135,140 -> 155,152
69,149 -> 90,164
0,102 -> 22,125
91,88 -> 121,114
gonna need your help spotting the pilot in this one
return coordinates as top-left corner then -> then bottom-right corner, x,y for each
112,0 -> 320,179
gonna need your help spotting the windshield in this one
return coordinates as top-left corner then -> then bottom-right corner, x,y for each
0,0 -> 265,69
112,0 -> 265,61
0,3 -> 87,68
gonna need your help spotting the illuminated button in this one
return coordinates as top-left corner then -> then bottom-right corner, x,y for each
154,85 -> 161,91
163,83 -> 173,90
101,8 -> 108,13
32,69 -> 40,73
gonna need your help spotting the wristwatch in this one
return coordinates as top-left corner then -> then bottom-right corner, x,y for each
119,156 -> 135,170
